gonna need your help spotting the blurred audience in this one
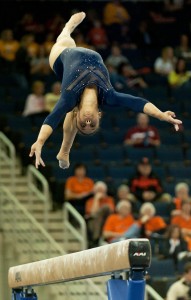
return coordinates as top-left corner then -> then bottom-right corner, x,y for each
124,113 -> 160,147
166,262 -> 191,300
118,63 -> 148,89
171,200 -> 191,251
129,157 -> 163,203
106,45 -> 129,68
85,181 -> 115,247
0,29 -> 19,62
154,46 -> 175,76
88,20 -> 108,49
45,81 -> 61,112
172,182 -> 191,216
64,163 -> 94,215
22,80 -> 47,117
175,34 -> 191,61
102,200 -> 139,243
168,57 -> 191,88
139,202 -> 167,238
160,224 -> 188,268
103,0 -> 131,42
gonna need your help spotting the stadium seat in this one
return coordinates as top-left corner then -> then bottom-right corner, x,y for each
107,165 -> 134,180
101,130 -> 126,145
96,146 -> 125,163
125,147 -> 155,162
149,258 -> 175,278
156,146 -> 184,163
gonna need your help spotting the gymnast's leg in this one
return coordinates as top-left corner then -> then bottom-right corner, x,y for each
49,12 -> 86,70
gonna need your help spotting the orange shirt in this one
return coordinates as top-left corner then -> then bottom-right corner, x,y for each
171,215 -> 191,229
85,196 -> 115,215
103,214 -> 135,234
173,197 -> 182,210
171,215 -> 191,251
65,176 -> 94,194
144,216 -> 166,232
0,40 -> 20,61
103,3 -> 130,26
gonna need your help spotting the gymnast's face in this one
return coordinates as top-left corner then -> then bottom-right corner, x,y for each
76,110 -> 101,135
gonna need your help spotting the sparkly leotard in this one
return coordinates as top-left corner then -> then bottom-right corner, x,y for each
43,47 -> 148,130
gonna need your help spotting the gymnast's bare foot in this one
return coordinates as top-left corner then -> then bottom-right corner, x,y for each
56,153 -> 70,169
65,12 -> 86,33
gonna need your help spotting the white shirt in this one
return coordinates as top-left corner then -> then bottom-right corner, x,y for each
154,58 -> 174,75
166,278 -> 190,300
23,94 -> 45,116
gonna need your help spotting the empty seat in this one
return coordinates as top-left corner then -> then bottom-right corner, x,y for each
156,146 -> 184,163
149,258 -> 175,278
101,130 -> 125,145
108,165 -> 134,180
97,146 -> 125,163
126,147 -> 155,162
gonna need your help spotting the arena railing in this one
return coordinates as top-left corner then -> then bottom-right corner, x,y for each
146,284 -> 164,300
0,186 -> 107,300
63,201 -> 88,250
27,164 -> 51,229
0,131 -> 16,190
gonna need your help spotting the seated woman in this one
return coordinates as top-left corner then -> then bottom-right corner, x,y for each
168,57 -> 191,89
102,200 -> 139,243
160,224 -> 189,269
139,202 -> 167,238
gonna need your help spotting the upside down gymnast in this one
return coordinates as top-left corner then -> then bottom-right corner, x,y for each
29,12 -> 182,169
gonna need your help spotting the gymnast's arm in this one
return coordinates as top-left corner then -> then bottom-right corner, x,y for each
29,96 -> 70,168
56,110 -> 78,169
107,89 -> 182,130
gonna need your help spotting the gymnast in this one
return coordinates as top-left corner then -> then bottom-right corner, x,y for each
29,12 -> 182,169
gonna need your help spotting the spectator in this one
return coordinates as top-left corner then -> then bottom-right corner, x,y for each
171,200 -> 191,250
116,184 -> 135,203
103,0 -> 130,42
154,46 -> 175,76
30,45 -> 51,78
172,182 -> 191,216
139,202 -> 167,238
19,13 -> 42,35
24,34 -> 40,58
124,113 -> 161,147
102,200 -> 139,243
75,33 -> 92,49
166,262 -> 191,300
129,157 -> 163,203
134,20 -> 153,50
175,34 -> 191,61
22,80 -> 47,117
45,81 -> 61,112
168,57 -> 191,88
43,33 -> 55,56
64,163 -> 94,215
118,63 -> 148,89
105,45 -> 129,68
46,13 -> 65,37
85,181 -> 115,247
0,29 -> 19,62
160,224 -> 188,269
88,20 -> 108,49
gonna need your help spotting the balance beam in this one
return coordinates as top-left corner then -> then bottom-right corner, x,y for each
8,239 -> 151,289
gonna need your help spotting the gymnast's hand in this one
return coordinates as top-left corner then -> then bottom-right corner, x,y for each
161,111 -> 182,131
29,141 -> 45,169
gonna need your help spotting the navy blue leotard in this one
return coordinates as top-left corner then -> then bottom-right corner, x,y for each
43,47 -> 148,130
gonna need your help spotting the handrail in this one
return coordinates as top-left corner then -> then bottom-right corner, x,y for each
63,202 -> 88,250
0,186 -> 64,254
0,131 -> 16,190
0,186 -> 107,299
27,165 -> 51,229
146,284 -> 164,300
